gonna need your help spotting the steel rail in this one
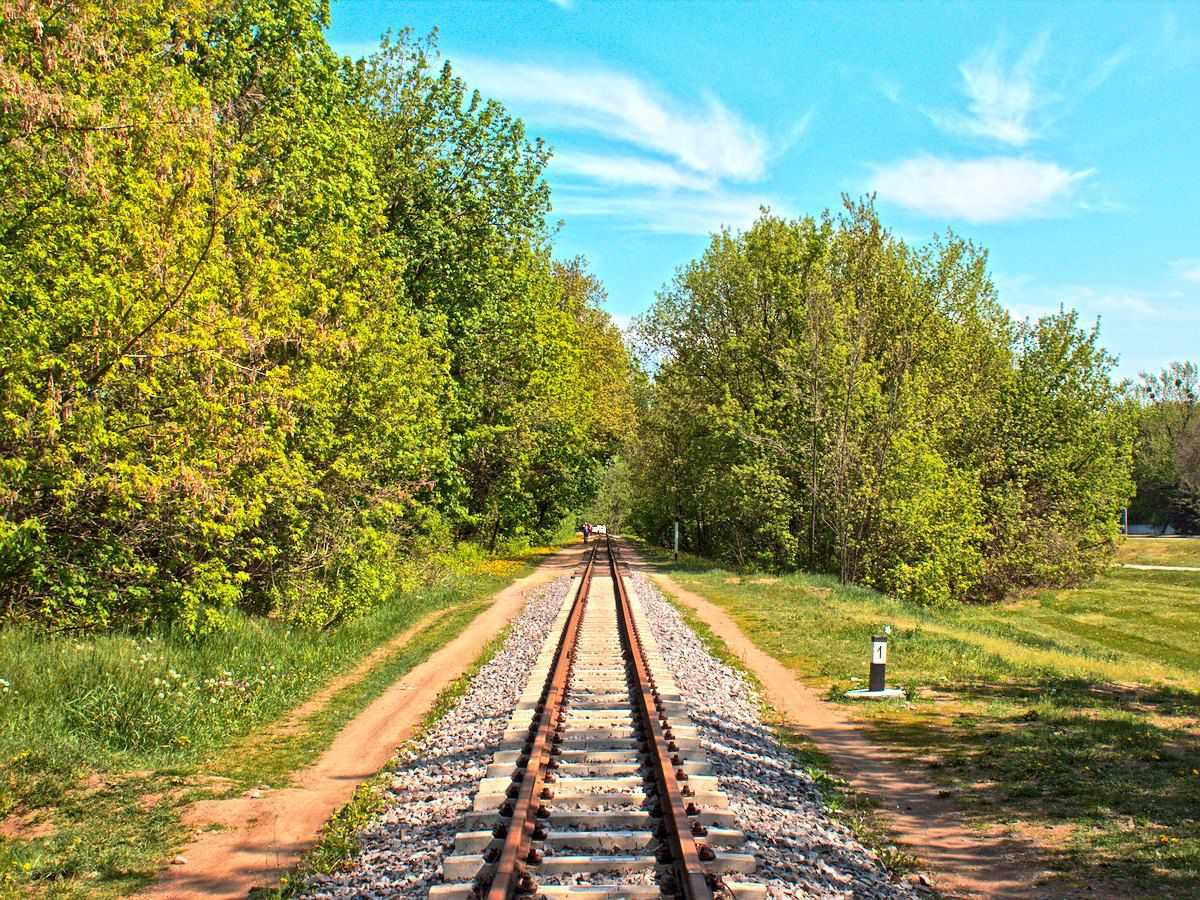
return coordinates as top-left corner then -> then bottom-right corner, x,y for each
608,537 -> 714,900
486,543 -> 596,899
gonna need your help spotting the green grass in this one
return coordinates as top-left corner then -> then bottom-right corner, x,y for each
0,543 -> 556,897
1118,535 -> 1200,567
639,539 -> 1200,897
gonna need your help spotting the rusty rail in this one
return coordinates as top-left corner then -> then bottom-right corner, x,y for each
608,537 -> 714,900
485,537 -> 713,898
486,543 -> 595,899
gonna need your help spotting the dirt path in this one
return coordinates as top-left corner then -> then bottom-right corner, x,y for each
621,544 -> 1048,899
142,544 -> 585,899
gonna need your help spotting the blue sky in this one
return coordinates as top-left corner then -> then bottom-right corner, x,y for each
327,0 -> 1200,377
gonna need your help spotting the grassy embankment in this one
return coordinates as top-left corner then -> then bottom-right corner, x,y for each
0,543 -> 559,898
641,537 -> 1200,895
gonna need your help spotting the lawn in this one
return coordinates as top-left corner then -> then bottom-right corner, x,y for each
0,543 -> 556,898
641,538 -> 1200,897
1118,535 -> 1200,567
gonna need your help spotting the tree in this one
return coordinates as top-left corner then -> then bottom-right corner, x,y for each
1131,362 -> 1200,532
0,6 -> 635,629
630,202 -> 1134,603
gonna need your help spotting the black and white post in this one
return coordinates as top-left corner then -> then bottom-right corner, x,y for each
845,631 -> 904,700
869,634 -> 887,691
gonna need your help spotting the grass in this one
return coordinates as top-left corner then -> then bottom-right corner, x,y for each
1118,535 -> 1200,567
0,543 -> 557,898
639,538 -> 1200,897
252,625 -> 514,898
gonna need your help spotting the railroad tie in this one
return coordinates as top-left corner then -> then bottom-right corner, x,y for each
431,539 -> 763,900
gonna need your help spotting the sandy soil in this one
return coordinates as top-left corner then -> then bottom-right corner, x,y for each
140,543 -> 585,899
621,542 -> 1049,900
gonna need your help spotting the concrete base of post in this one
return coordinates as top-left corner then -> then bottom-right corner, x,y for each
843,687 -> 905,700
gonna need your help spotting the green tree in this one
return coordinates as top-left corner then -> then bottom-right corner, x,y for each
0,4 -> 635,629
631,202 -> 1133,603
1130,362 -> 1200,533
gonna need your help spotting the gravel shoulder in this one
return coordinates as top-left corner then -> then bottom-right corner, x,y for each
142,544 -> 585,900
304,572 -> 576,897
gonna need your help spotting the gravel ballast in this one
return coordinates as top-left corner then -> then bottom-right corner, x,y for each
304,575 -> 573,899
303,566 -> 916,899
630,571 -> 917,899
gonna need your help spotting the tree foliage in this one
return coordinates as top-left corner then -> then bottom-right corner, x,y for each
629,203 -> 1134,604
1130,362 -> 1200,532
0,1 -> 631,629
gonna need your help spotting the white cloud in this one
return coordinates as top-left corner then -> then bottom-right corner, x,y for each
869,156 -> 1092,223
931,38 -> 1049,146
553,187 -> 773,235
551,152 -> 714,191
1173,259 -> 1200,283
449,57 -> 784,235
546,0 -> 572,8
453,58 -> 768,180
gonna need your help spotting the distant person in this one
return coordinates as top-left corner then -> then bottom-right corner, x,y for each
582,522 -> 591,543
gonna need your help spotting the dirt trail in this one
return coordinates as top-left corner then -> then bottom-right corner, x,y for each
142,544 -> 584,899
621,543 -> 1047,899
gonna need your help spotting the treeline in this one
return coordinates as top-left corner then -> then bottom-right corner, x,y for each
626,203 -> 1134,605
0,1 -> 634,630
1131,362 -> 1200,532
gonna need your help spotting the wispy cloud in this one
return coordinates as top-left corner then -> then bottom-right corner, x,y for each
1159,8 -> 1200,69
1173,259 -> 1200,283
869,156 -> 1092,224
453,58 -> 768,180
553,186 -> 773,235
996,276 -> 1200,375
453,57 -> 781,235
546,0 -> 573,8
876,76 -> 902,104
930,37 -> 1050,146
551,152 -> 714,191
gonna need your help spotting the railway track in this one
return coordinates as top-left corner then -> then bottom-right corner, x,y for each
433,537 -> 761,899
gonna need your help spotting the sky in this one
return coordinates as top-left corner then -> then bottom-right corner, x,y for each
327,0 -> 1200,378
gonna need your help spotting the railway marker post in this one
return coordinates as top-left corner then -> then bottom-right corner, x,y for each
845,632 -> 904,700
673,520 -> 679,560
